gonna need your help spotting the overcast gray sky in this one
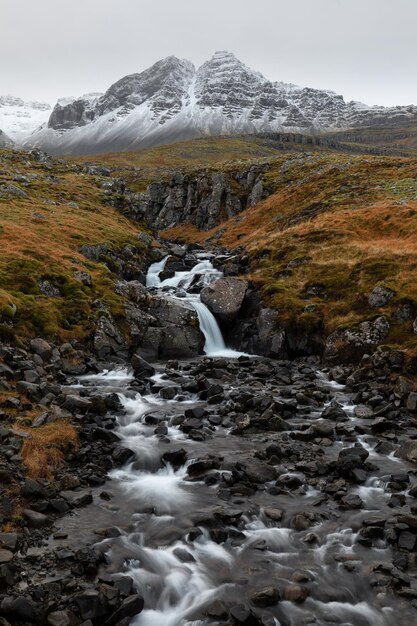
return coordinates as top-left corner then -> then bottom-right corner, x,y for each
1,0 -> 416,106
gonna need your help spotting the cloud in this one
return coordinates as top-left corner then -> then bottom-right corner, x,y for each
1,0 -> 416,106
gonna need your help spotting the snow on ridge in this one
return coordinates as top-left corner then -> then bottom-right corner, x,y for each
6,51 -> 417,153
0,95 -> 52,141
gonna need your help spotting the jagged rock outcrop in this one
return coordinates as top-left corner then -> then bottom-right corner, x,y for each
114,278 -> 205,360
22,51 -> 417,155
138,296 -> 204,359
117,165 -> 268,230
324,316 -> 390,364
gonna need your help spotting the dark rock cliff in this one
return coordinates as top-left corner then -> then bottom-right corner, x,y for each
106,164 -> 270,231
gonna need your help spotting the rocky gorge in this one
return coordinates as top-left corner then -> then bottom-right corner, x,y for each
1,243 -> 417,626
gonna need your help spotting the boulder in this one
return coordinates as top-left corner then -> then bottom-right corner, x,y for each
138,296 -> 204,359
249,586 -> 280,607
201,277 -> 248,327
94,312 -> 127,358
74,271 -> 93,287
368,285 -> 395,308
104,595 -> 144,626
397,440 -> 417,464
406,393 -> 417,412
130,354 -> 155,379
22,509 -> 49,527
47,610 -> 78,626
283,584 -> 309,602
30,337 -> 52,360
0,596 -> 37,621
0,550 -> 13,564
324,316 -> 390,364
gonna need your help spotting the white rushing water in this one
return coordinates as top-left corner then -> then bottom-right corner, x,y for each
146,255 -> 245,358
65,252 -> 415,626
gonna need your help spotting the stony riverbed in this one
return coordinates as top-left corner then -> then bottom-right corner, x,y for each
1,250 -> 417,626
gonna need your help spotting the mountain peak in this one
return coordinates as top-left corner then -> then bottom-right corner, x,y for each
12,51 -> 417,155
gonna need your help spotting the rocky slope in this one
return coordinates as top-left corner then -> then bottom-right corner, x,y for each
18,51 -> 417,154
1,140 -> 417,623
1,247 -> 417,625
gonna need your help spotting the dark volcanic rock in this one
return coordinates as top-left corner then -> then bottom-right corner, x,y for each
201,277 -> 248,327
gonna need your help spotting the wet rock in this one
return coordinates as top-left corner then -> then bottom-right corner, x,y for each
62,394 -> 92,413
264,508 -> 283,521
242,459 -> 277,483
74,590 -> 103,621
398,532 -> 417,551
22,509 -> 49,527
397,440 -> 417,464
229,604 -> 260,625
30,337 -> 52,360
112,447 -> 135,465
140,297 -> 204,359
94,311 -> 127,358
406,392 -> 417,412
21,478 -> 48,499
104,595 -> 144,625
0,533 -> 18,551
0,596 -> 37,621
290,512 -> 316,531
201,277 -> 248,327
249,586 -> 280,607
283,584 -> 309,602
47,610 -> 78,626
337,444 -> 369,473
0,564 -> 14,588
61,490 -> 93,507
160,386 -> 179,400
354,405 -> 374,418
162,448 -> 187,469
131,354 -> 155,379
340,494 -> 364,509
0,550 -> 13,564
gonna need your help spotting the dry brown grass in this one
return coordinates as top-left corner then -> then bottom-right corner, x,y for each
0,148 -> 148,341
19,420 -> 78,480
72,137 -> 281,194
164,152 -> 417,353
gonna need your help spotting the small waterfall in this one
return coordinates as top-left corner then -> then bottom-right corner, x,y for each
146,254 -> 243,357
190,298 -> 227,354
146,256 -> 169,288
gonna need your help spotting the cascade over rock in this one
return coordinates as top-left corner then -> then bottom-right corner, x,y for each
201,277 -> 248,327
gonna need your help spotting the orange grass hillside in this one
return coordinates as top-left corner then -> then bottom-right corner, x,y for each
67,135 -> 287,192
164,151 -> 417,356
0,148 -> 150,343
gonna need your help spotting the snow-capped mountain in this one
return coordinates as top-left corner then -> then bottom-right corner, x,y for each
7,51 -> 417,155
0,96 -> 51,143
0,129 -> 14,148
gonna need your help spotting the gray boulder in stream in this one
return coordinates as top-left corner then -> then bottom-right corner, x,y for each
138,296 -> 204,359
201,277 -> 248,327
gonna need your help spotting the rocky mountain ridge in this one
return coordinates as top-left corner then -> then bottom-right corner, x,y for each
2,51 -> 416,154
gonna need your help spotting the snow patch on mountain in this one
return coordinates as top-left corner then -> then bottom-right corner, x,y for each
7,51 -> 417,155
0,96 -> 51,142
